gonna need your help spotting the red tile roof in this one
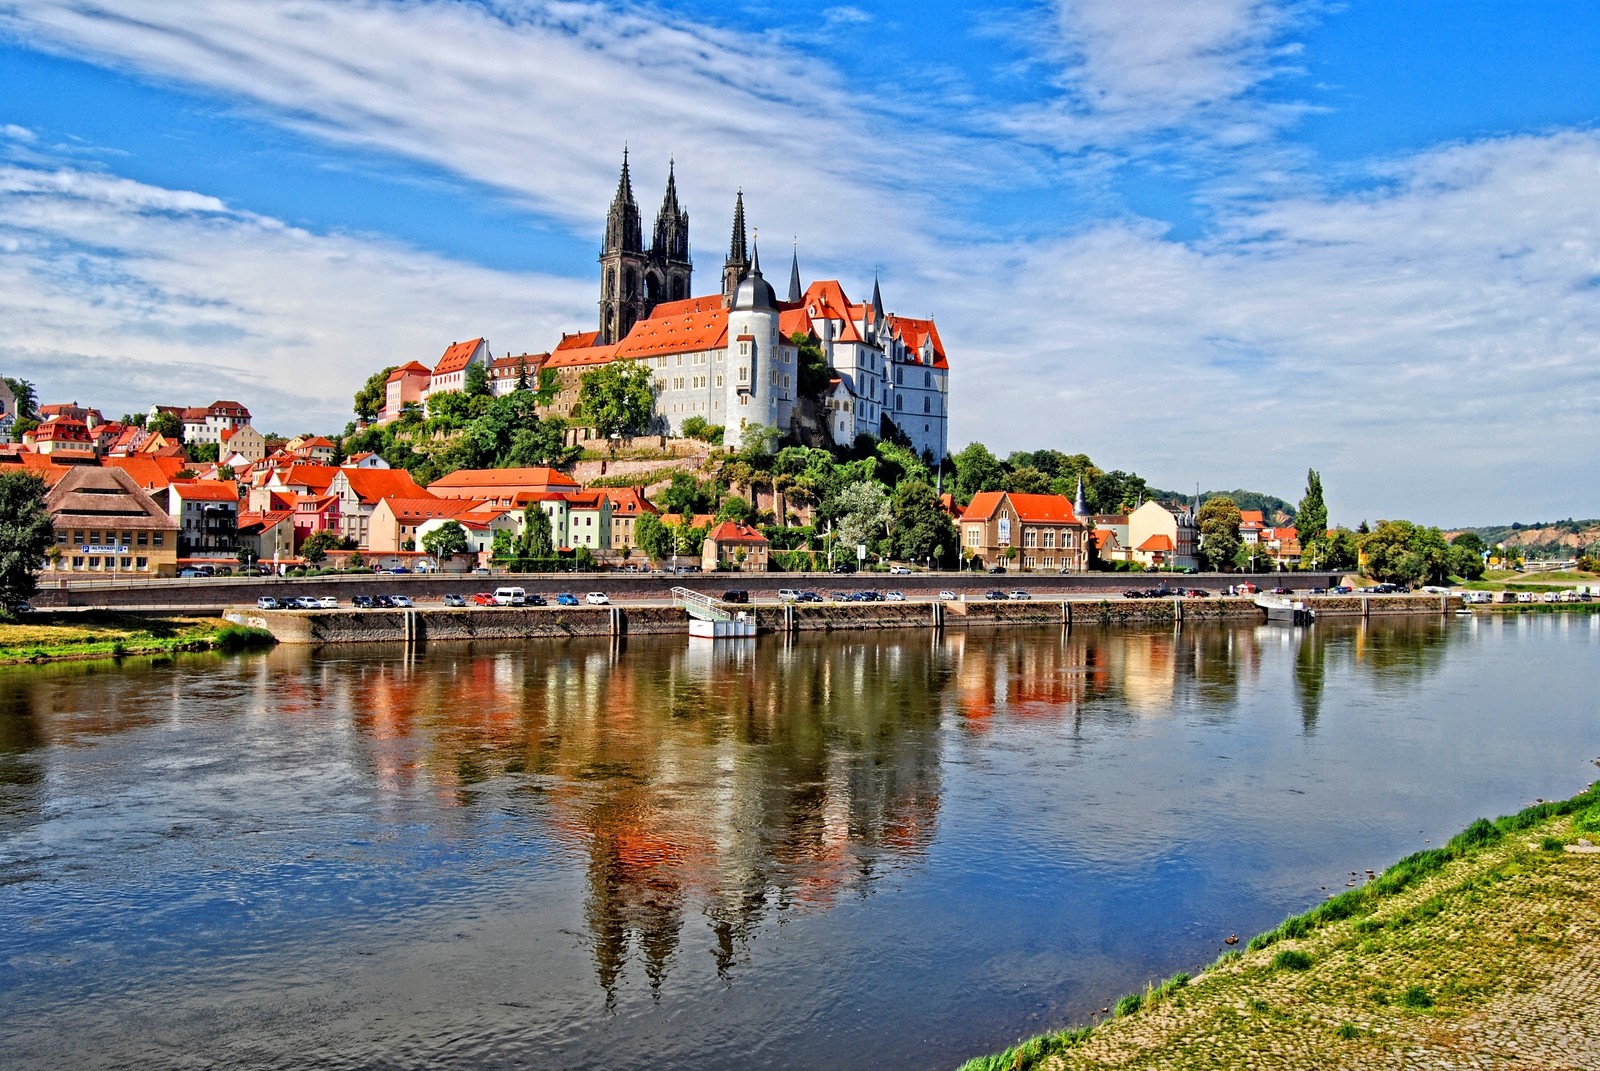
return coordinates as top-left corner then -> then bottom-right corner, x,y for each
596,487 -> 657,515
104,455 -> 186,491
544,341 -> 620,370
386,361 -> 432,383
379,496 -> 473,523
889,315 -> 949,369
554,331 -> 600,352
614,305 -> 729,358
170,479 -> 242,503
274,464 -> 339,494
340,467 -> 428,505
433,338 -> 485,376
427,467 -> 580,493
706,520 -> 768,545
963,492 -> 1082,526
1137,534 -> 1175,552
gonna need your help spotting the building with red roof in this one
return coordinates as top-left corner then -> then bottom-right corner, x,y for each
168,479 -> 241,556
960,491 -> 1090,572
426,466 -> 581,506
701,520 -> 770,572
1127,501 -> 1199,571
427,338 -> 491,397
327,467 -> 430,547
381,361 -> 432,424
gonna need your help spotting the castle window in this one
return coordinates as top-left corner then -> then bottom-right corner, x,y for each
738,367 -> 748,382
1043,530 -> 1056,549
897,397 -> 903,411
739,340 -> 750,356
924,397 -> 932,413
716,375 -> 724,387
656,357 -> 666,367
676,355 -> 683,367
925,370 -> 932,387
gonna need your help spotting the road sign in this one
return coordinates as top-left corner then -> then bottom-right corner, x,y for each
82,545 -> 129,554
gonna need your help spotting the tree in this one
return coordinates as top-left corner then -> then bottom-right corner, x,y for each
575,361 -> 654,437
506,418 -> 580,468
952,441 -> 1003,502
354,366 -> 397,421
1296,469 -> 1327,544
1004,466 -> 1052,495
300,530 -> 340,566
518,505 -> 555,561
149,411 -> 182,440
1196,496 -> 1243,572
635,513 -> 674,562
533,367 -> 562,407
188,442 -> 220,464
422,520 -> 469,564
832,480 -> 890,553
464,361 -> 491,398
661,472 -> 714,517
716,496 -> 755,524
889,479 -> 957,563
0,470 -> 54,610
791,331 -> 831,402
1449,532 -> 1487,581
515,354 -> 531,392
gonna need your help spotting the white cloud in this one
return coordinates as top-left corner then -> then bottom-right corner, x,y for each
936,132 -> 1600,522
0,163 -> 589,432
0,0 -> 956,261
2,123 -> 37,142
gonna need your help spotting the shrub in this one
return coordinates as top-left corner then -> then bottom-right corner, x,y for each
1113,993 -> 1141,1017
213,625 -> 274,652
1542,836 -> 1566,852
1273,949 -> 1313,971
1400,985 -> 1433,1009
1336,1023 -> 1362,1040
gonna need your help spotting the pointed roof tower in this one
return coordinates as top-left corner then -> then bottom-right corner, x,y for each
603,148 -> 643,254
722,189 -> 752,305
1075,474 -> 1088,520
871,274 -> 885,321
652,158 -> 689,262
787,240 -> 802,303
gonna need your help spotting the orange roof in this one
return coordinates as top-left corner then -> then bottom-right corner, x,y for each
170,479 -> 241,503
800,280 -> 864,343
596,487 -> 657,515
237,509 -> 295,532
890,315 -> 949,369
963,491 -> 1081,525
706,520 -> 768,545
427,467 -> 580,492
340,467 -> 428,504
554,330 -> 601,352
1091,529 -> 1116,547
379,496 -> 473,523
1239,510 -> 1265,527
433,338 -> 484,376
614,305 -> 729,358
302,436 -> 334,449
104,455 -> 186,491
0,453 -> 79,487
544,341 -> 620,370
386,360 -> 432,383
1137,534 -> 1175,552
274,464 -> 339,494
659,513 -> 716,529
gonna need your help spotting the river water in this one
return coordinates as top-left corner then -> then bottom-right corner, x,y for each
2,614 -> 1597,1070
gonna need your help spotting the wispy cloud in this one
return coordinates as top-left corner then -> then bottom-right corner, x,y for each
0,162 -> 590,431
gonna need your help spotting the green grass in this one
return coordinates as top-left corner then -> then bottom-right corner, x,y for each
1272,949 -> 1313,971
0,612 -> 274,664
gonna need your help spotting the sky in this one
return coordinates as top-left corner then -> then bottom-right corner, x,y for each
1,1 -> 1597,527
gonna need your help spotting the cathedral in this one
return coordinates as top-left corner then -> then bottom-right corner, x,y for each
545,154 -> 951,461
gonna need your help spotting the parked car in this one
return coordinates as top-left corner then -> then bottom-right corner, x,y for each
885,591 -> 905,601
586,592 -> 610,605
374,595 -> 396,608
987,565 -> 1006,574
471,592 -> 497,606
1184,589 -> 1210,598
389,566 -> 410,574
1331,585 -> 1353,594
317,596 -> 339,609
441,593 -> 467,607
352,595 -> 375,608
494,586 -> 527,606
178,567 -> 212,578
984,590 -> 1008,600
778,588 -> 801,601
938,590 -> 957,600
389,595 -> 414,608
832,563 -> 856,574
255,596 -> 281,610
526,593 -> 548,606
1007,590 -> 1031,600
889,565 -> 911,574
721,589 -> 749,604
1271,586 -> 1293,595
555,593 -> 579,606
296,596 -> 322,609
797,591 -> 823,603
7,600 -> 32,614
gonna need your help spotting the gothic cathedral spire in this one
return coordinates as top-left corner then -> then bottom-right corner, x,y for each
788,241 -> 802,303
600,151 -> 690,343
722,190 -> 750,306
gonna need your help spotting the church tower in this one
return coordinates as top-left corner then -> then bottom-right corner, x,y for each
650,160 -> 692,305
722,191 -> 751,307
599,150 -> 647,345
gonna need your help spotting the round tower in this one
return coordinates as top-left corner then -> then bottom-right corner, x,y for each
722,246 -> 779,451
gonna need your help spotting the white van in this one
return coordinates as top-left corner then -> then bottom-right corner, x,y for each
777,588 -> 801,601
494,586 -> 527,606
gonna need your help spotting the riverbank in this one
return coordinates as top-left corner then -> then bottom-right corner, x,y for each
0,612 -> 274,664
957,782 -> 1600,1071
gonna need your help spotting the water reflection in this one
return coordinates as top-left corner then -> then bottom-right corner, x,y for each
2,614 -> 1588,1071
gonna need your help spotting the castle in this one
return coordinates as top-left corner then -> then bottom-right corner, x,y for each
380,154 -> 951,461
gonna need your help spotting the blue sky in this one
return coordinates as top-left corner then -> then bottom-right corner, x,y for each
1,1 -> 1597,525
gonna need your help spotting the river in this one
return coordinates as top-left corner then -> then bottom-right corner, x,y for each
2,614 -> 1597,1070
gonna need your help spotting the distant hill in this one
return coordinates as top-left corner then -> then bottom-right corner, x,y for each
1450,518 -> 1600,559
1150,487 -> 1297,526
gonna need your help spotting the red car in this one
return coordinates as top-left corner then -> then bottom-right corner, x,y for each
471,592 -> 497,606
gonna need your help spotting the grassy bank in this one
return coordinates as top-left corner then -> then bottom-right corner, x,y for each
0,611 -> 275,664
959,782 -> 1600,1071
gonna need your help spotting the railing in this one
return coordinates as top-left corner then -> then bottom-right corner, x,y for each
671,586 -> 729,622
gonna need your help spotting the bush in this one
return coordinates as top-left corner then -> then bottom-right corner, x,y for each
1272,949 -> 1313,971
1113,993 -> 1141,1017
1400,984 -> 1433,1009
213,625 -> 274,652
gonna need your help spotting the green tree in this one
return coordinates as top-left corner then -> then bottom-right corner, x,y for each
1004,466 -> 1052,495
422,520 -> 469,564
464,361 -> 491,398
661,471 -> 714,517
952,441 -> 1003,502
300,529 -> 340,566
635,512 -> 674,562
533,367 -> 562,407
1197,496 -> 1243,572
832,480 -> 890,554
515,354 -> 531,392
791,331 -> 831,402
1296,469 -> 1327,543
575,361 -> 654,437
149,411 -> 182,440
737,422 -> 780,460
353,366 -> 397,421
716,495 -> 755,524
506,417 -> 580,468
188,442 -> 220,464
518,505 -> 555,561
889,479 -> 957,563
0,470 -> 54,610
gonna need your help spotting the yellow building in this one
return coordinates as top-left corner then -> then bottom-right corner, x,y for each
45,465 -> 180,577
